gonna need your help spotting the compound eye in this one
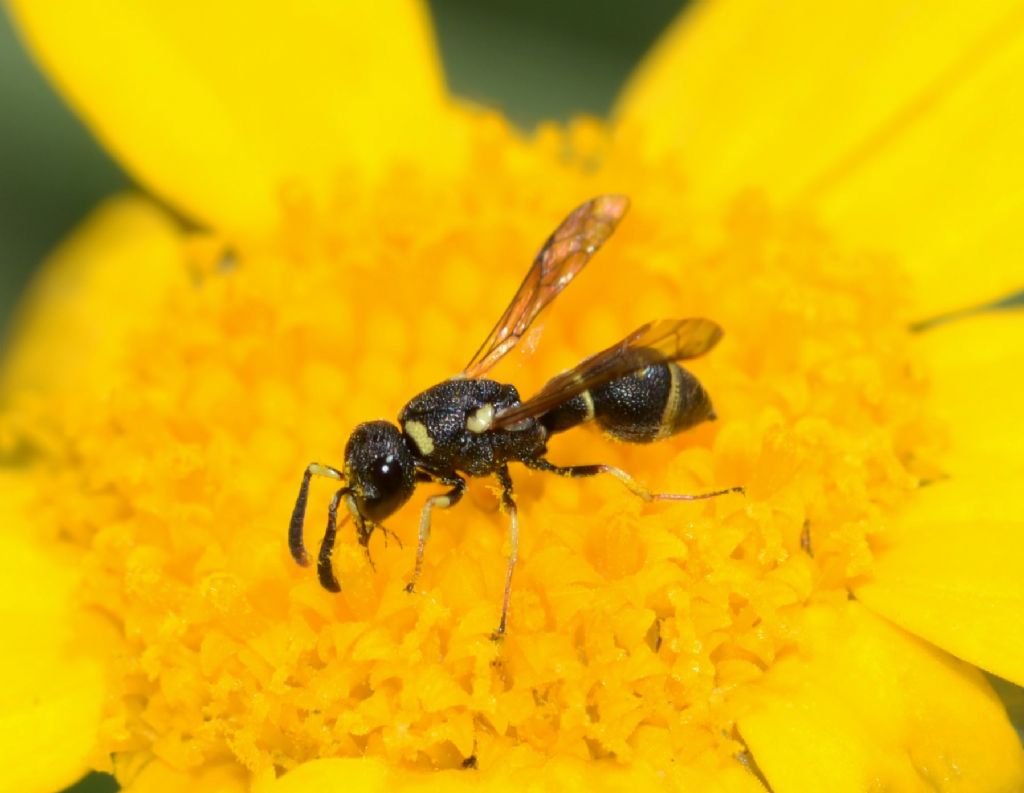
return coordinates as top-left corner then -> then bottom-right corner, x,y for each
359,454 -> 412,522
372,455 -> 404,493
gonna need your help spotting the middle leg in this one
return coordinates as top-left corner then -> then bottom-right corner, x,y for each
404,473 -> 467,593
524,457 -> 743,502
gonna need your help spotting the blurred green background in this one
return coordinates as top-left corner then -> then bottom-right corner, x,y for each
0,2 -> 1020,791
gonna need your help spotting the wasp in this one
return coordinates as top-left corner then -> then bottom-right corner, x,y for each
288,195 -> 742,636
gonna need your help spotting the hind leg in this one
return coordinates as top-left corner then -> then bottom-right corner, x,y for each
492,464 -> 519,640
524,457 -> 743,501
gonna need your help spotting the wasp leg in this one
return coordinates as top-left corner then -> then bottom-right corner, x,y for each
524,457 -> 744,502
290,463 -> 344,566
404,474 -> 466,594
318,487 -> 354,592
493,464 -> 518,640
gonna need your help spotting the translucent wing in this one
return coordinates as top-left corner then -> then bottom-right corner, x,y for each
462,195 -> 631,379
492,318 -> 723,429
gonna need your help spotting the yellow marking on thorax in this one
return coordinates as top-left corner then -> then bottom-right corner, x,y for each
466,403 -> 495,434
404,420 -> 435,455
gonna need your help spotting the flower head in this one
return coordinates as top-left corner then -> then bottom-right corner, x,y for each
3,2 -> 1024,792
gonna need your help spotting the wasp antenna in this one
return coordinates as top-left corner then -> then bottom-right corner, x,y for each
317,487 -> 350,592
289,470 -> 313,566
289,463 -> 344,567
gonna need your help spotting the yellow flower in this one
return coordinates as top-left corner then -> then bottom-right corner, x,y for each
3,1 -> 1024,792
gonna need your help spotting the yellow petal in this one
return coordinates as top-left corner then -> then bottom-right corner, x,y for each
116,757 -> 248,793
915,310 -> 1024,476
261,755 -> 766,793
736,601 -> 1024,793
856,314 -> 1024,687
1,193 -> 186,401
854,471 -> 1024,687
816,22 -> 1024,321
8,1 -> 463,236
614,1 -> 1024,318
0,473 -> 107,793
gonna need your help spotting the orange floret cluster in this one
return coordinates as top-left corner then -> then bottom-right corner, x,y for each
10,118 -> 930,779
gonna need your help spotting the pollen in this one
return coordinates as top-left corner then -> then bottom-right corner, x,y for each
8,116 -> 929,780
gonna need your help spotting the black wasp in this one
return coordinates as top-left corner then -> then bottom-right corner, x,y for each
289,195 -> 742,636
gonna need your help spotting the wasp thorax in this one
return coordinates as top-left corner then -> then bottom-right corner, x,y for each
344,421 -> 417,523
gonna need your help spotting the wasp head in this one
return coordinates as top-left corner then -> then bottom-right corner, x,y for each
344,420 -> 418,525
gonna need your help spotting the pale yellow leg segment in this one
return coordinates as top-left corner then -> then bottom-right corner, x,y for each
404,477 -> 465,594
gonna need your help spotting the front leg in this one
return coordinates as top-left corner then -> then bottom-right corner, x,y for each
404,472 -> 467,594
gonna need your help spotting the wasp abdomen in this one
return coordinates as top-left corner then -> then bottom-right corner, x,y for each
541,363 -> 714,443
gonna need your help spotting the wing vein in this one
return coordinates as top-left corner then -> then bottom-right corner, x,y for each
462,195 -> 631,379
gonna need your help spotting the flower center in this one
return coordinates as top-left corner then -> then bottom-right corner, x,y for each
20,119 -> 928,777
